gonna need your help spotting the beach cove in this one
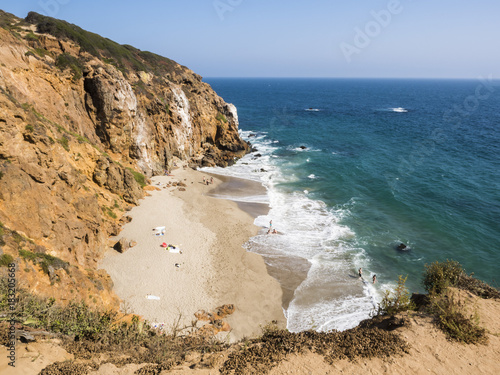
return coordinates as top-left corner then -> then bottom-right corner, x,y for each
99,164 -> 285,341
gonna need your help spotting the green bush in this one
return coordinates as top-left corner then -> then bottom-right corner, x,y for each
19,249 -> 68,275
34,48 -> 50,58
55,53 -> 83,81
0,281 -> 224,367
25,124 -> 34,132
127,167 -> 146,187
379,275 -> 415,315
0,254 -> 14,267
58,136 -> 70,151
216,112 -> 228,123
423,260 -> 464,294
430,291 -> 487,344
24,31 -> 39,42
25,12 -> 181,76
102,205 -> 117,219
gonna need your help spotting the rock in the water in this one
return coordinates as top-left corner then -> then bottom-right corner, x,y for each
397,243 -> 407,251
299,145 -> 307,149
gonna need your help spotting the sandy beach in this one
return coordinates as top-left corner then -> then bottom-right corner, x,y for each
99,164 -> 285,341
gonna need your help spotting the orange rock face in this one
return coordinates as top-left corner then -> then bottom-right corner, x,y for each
0,10 -> 249,309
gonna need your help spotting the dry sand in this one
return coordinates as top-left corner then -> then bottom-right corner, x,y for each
99,165 -> 285,342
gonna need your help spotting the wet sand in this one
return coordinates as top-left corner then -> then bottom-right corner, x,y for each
206,173 -> 311,310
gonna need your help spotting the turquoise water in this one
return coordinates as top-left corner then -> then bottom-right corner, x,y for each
202,78 -> 500,331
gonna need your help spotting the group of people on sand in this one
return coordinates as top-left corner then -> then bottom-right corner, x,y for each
358,267 -> 377,284
202,176 -> 214,185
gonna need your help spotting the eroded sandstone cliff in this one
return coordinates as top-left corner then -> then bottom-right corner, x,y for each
0,10 -> 249,307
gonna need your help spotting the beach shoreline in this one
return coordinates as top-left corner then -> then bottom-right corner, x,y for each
99,164 -> 285,342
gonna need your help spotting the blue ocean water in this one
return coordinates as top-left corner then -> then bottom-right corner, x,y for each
202,78 -> 500,332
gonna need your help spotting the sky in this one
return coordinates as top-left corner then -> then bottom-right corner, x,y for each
1,0 -> 499,78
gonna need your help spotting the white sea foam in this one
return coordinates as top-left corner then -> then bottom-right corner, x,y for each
308,174 -> 316,179
390,107 -> 408,113
201,130 -> 379,332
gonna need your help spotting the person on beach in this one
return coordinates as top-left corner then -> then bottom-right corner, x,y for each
267,229 -> 271,234
210,177 -> 214,184
358,268 -> 362,278
203,176 -> 206,184
269,220 -> 272,228
272,229 -> 278,234
372,274 -> 377,284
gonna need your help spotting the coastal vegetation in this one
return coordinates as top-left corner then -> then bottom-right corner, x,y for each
1,260 -> 496,373
55,52 -> 83,81
25,11 -> 183,76
379,274 -> 414,315
127,167 -> 147,187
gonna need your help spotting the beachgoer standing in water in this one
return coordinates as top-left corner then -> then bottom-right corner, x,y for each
372,274 -> 377,284
269,220 -> 272,228
358,268 -> 362,278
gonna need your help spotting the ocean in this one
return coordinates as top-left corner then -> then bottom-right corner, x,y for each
201,78 -> 500,332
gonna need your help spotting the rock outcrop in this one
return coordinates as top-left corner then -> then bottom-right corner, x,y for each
0,10 -> 249,308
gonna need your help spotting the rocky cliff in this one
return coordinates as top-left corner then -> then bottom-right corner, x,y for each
0,10 -> 249,307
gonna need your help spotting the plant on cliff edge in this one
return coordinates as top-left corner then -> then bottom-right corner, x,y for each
429,290 -> 487,344
378,275 -> 415,315
423,259 -> 464,294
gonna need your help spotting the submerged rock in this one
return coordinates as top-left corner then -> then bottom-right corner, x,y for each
397,243 -> 408,251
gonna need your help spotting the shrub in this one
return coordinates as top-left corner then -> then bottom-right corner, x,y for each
379,275 -> 415,315
34,48 -> 50,58
19,249 -> 69,275
127,167 -> 146,187
0,254 -> 14,267
25,124 -> 34,132
101,206 -> 117,219
0,281 -> 225,368
58,136 -> 70,151
216,112 -> 228,123
423,260 -> 464,294
24,31 -> 39,42
430,291 -> 487,344
55,53 -> 83,81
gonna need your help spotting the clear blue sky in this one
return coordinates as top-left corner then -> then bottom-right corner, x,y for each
1,0 -> 499,78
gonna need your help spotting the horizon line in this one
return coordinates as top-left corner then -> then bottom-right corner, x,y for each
203,76 -> 497,80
